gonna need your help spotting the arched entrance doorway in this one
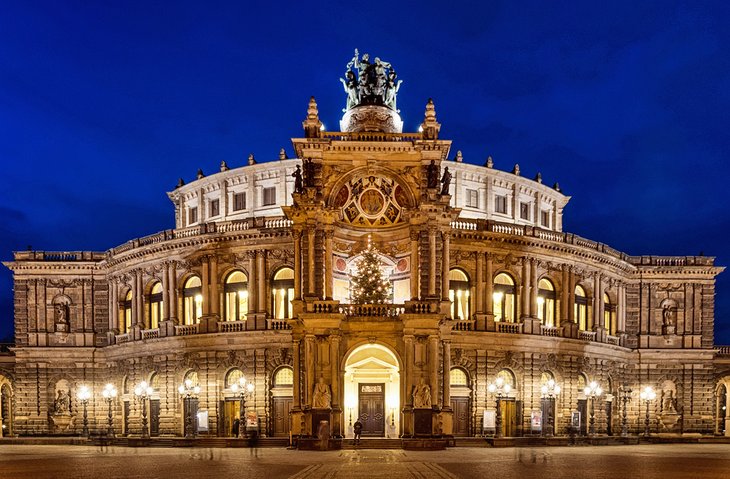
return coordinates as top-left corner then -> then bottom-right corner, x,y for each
0,376 -> 12,437
344,344 -> 400,438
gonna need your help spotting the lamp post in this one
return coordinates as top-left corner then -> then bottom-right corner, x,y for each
487,377 -> 511,438
77,385 -> 91,438
640,386 -> 656,437
178,379 -> 201,438
540,379 -> 561,437
583,381 -> 603,436
134,381 -> 154,439
102,383 -> 118,437
230,376 -> 255,439
620,384 -> 632,437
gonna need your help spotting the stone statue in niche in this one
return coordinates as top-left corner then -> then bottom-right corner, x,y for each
292,165 -> 303,194
53,389 -> 71,415
662,303 -> 676,335
440,167 -> 452,196
661,389 -> 677,414
426,160 -> 439,189
312,377 -> 332,409
54,303 -> 70,332
413,377 -> 432,409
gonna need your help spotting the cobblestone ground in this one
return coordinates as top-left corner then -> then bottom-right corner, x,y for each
0,444 -> 729,479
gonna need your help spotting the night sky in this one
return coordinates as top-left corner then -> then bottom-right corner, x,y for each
1,1 -> 729,343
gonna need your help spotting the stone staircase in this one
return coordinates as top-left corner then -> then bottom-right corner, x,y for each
342,438 -> 403,449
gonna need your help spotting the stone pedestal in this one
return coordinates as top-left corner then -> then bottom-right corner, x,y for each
561,321 -> 579,339
437,409 -> 453,436
414,409 -> 433,436
522,317 -> 542,335
159,320 -> 175,337
659,413 -> 682,432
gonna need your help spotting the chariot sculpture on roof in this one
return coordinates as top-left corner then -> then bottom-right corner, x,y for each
340,49 -> 402,112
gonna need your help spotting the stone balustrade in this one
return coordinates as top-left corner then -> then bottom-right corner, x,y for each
218,320 -> 247,333
540,325 -> 562,337
716,346 -> 730,356
115,333 -> 131,344
579,330 -> 597,342
496,322 -> 523,334
451,319 -> 474,331
174,324 -> 199,336
140,328 -> 159,340
339,303 -> 405,318
268,319 -> 292,330
321,131 -> 422,142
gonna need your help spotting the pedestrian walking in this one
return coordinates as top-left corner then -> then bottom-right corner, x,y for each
353,418 -> 363,445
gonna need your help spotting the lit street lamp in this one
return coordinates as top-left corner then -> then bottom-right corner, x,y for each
583,381 -> 603,436
487,377 -> 511,438
540,379 -> 561,437
230,376 -> 255,439
640,386 -> 656,437
102,383 -> 118,437
178,379 -> 201,438
134,381 -> 154,439
77,385 -> 91,438
620,384 -> 632,437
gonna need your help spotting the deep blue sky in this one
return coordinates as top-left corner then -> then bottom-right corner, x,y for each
1,1 -> 729,343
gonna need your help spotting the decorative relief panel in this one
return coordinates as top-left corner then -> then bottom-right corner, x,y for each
333,175 -> 410,227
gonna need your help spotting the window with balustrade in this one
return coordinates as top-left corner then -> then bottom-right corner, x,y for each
271,267 -> 294,319
183,276 -> 203,325
537,278 -> 556,327
603,293 -> 616,335
574,285 -> 588,331
224,271 -> 248,322
449,269 -> 471,320
121,289 -> 133,333
493,273 -> 516,322
148,282 -> 163,330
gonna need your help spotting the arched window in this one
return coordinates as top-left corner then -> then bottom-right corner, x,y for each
183,276 -> 203,325
577,373 -> 588,394
184,371 -> 199,388
450,368 -> 469,387
225,368 -> 244,388
449,269 -> 470,320
493,273 -> 516,323
272,268 -> 295,319
273,367 -> 294,387
497,369 -> 516,389
537,278 -> 556,327
603,293 -> 616,335
149,282 -> 163,330
121,290 -> 133,333
540,371 -> 554,386
122,376 -> 130,395
574,285 -> 588,331
224,271 -> 248,322
149,372 -> 160,391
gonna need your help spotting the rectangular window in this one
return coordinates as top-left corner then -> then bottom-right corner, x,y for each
233,192 -> 246,211
465,189 -> 478,208
263,187 -> 276,206
189,207 -> 198,224
209,199 -> 220,217
541,210 -> 550,228
520,202 -> 530,220
495,195 -> 508,214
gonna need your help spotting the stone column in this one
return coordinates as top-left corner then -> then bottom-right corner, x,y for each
593,273 -> 602,330
324,229 -> 334,300
485,254 -> 494,314
442,340 -> 451,407
304,335 -> 316,407
410,230 -> 419,300
404,335 -> 414,407
521,258 -> 530,319
257,251 -> 266,314
442,232 -> 450,301
475,253 -> 484,314
618,282 -> 626,332
111,279 -> 119,331
161,263 -> 170,321
131,271 -> 140,326
529,259 -> 538,317
201,256 -> 210,316
168,262 -> 178,322
248,252 -> 257,315
292,339 -> 302,409
429,335 -> 440,406
329,335 -> 341,408
568,268 -> 575,323
307,228 -> 316,296
293,230 -> 302,299
428,227 -> 437,297
725,390 -> 730,437
210,255 -> 219,317
561,265 -> 569,323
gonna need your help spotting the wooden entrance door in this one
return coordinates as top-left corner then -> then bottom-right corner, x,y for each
149,399 -> 160,437
272,396 -> 293,437
605,400 -> 613,436
358,383 -> 385,437
501,400 -> 518,437
220,400 -> 239,437
451,397 -> 470,436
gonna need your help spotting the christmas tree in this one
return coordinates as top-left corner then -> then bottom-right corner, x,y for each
350,236 -> 392,304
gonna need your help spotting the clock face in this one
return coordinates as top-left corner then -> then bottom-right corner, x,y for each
335,175 -> 408,227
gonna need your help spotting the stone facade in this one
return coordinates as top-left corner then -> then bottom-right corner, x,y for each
2,84 -> 729,441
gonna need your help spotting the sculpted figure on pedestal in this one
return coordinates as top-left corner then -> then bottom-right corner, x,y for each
413,377 -> 432,408
312,377 -> 332,409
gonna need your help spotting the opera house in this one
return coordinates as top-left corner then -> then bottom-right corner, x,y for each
2,52 -> 729,443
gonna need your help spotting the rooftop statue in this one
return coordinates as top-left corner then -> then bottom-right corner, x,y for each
341,49 -> 402,112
